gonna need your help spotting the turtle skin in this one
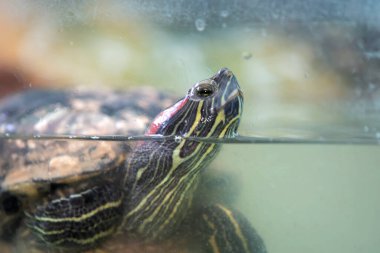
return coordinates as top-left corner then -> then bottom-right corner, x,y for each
0,86 -> 266,253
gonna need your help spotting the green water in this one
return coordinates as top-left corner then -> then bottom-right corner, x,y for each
216,144 -> 380,253
1,138 -> 379,252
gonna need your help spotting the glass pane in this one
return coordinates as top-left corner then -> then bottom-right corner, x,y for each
0,1 -> 379,253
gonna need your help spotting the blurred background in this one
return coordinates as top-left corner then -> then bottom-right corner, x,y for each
0,1 -> 380,253
0,0 -> 379,139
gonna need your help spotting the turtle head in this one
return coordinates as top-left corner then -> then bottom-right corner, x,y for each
147,68 -> 243,139
127,69 -> 243,238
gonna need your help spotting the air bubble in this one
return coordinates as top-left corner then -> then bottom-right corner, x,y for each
242,52 -> 252,60
368,82 -> 376,91
195,18 -> 206,32
220,10 -> 229,18
174,136 -> 182,143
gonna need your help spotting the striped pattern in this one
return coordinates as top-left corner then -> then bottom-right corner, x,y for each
198,204 -> 267,253
123,138 -> 220,240
27,185 -> 124,249
26,68 -> 244,250
122,68 -> 244,241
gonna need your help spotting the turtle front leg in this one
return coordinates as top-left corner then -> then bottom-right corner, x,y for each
24,184 -> 124,251
194,204 -> 267,253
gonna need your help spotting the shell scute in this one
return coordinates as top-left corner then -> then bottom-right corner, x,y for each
0,88 -> 175,192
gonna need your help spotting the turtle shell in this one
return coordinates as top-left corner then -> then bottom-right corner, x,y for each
0,88 -> 176,239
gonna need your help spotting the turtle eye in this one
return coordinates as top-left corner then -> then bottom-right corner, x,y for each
193,80 -> 217,99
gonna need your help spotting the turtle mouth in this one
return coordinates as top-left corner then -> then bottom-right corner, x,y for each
214,83 -> 243,112
225,88 -> 243,104
213,91 -> 241,113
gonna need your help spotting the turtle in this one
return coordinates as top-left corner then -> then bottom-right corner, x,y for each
0,68 -> 266,253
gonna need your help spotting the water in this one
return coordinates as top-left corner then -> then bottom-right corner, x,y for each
1,0 -> 380,252
0,135 -> 378,252
217,144 -> 380,253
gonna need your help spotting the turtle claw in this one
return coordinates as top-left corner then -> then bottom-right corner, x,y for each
194,204 -> 267,253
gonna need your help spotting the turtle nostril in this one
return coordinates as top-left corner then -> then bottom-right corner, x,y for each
2,193 -> 21,215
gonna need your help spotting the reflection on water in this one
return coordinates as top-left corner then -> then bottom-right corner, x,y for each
1,129 -> 379,145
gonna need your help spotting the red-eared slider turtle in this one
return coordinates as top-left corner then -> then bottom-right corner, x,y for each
0,68 -> 266,253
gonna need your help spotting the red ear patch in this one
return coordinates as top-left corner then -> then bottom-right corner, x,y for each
146,97 -> 188,135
